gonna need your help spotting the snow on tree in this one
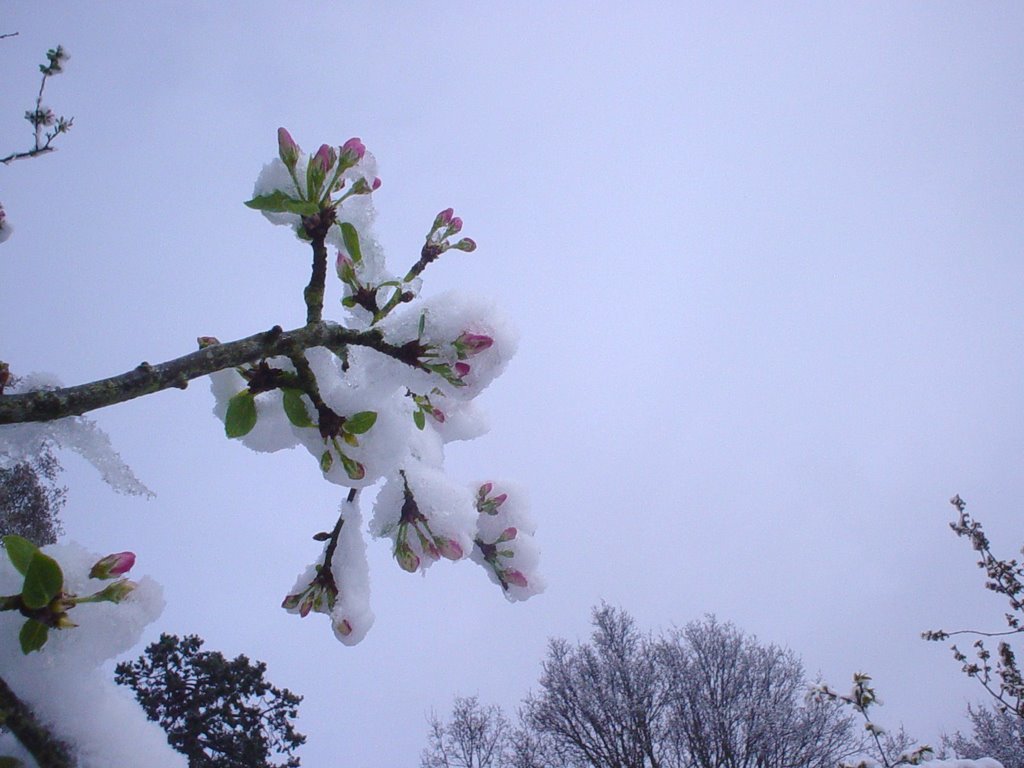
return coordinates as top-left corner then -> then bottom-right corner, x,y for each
0,46 -> 541,765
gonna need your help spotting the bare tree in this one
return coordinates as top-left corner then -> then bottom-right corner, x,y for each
520,607 -> 857,768
944,704 -> 1024,768
524,604 -> 670,768
659,616 -> 858,768
0,443 -> 65,545
422,696 -> 512,768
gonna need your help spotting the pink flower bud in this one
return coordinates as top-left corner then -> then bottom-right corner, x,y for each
333,618 -> 353,636
436,537 -> 463,560
504,569 -> 528,588
433,208 -> 454,229
312,144 -> 336,174
493,493 -> 508,507
452,238 -> 477,252
454,362 -> 471,379
456,332 -> 494,356
396,544 -> 420,573
351,177 -> 380,195
277,128 -> 300,169
431,408 -> 445,423
498,527 -> 518,543
448,217 -> 463,234
336,251 -> 355,282
479,482 -> 493,496
371,177 -> 382,190
340,137 -> 366,166
89,551 -> 136,580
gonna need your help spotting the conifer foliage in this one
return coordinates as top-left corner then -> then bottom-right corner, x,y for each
114,633 -> 305,768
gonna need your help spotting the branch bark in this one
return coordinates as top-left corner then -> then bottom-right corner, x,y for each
0,673 -> 74,767
0,321 -> 419,425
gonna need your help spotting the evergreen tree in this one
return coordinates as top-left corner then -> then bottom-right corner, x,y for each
114,633 -> 305,768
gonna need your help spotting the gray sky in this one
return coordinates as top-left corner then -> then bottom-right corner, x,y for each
2,2 -> 1023,765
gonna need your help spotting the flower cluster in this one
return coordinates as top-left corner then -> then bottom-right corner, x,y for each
282,496 -> 373,645
0,536 -> 139,653
470,482 -> 543,601
40,45 -> 69,76
209,131 -> 537,645
811,674 -> 935,768
247,129 -> 380,244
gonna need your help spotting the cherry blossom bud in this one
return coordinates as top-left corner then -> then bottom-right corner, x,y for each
455,332 -> 494,356
277,128 -> 300,170
336,251 -> 356,282
350,177 -> 380,195
454,362 -> 471,379
312,144 -> 336,174
479,482 -> 493,496
431,408 -> 446,423
333,618 -> 353,636
89,551 -> 136,580
435,537 -> 463,560
396,543 -> 420,573
340,137 -> 366,167
448,217 -> 463,234
433,208 -> 454,229
92,578 -> 137,603
497,527 -> 518,543
452,238 -> 477,252
504,569 -> 528,588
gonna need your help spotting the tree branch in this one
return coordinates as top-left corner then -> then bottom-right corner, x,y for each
0,321 -> 421,425
0,673 -> 74,767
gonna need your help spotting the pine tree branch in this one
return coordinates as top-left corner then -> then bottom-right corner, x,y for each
0,673 -> 74,767
0,321 -> 420,425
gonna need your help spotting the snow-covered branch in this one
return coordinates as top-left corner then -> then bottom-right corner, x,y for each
0,321 -> 425,425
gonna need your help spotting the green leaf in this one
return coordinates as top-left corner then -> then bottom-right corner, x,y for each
22,551 -> 64,610
344,411 -> 377,435
339,452 -> 366,481
413,410 -> 426,430
225,391 -> 258,438
319,450 -> 333,473
282,199 -> 320,216
282,389 -> 314,428
19,619 -> 48,654
3,535 -> 38,576
244,190 -> 316,215
340,222 -> 363,264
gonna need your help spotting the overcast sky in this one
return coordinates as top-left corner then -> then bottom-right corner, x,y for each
2,3 -> 1023,766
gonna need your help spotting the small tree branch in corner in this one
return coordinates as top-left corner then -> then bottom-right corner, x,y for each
0,673 -> 74,768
